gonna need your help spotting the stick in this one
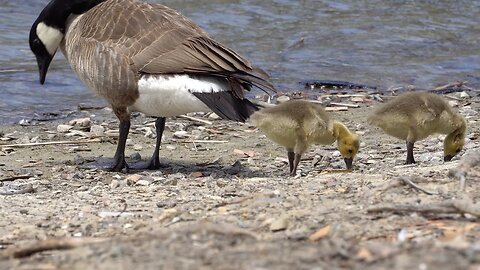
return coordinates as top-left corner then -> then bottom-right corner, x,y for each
0,174 -> 32,182
177,115 -> 213,125
0,185 -> 35,196
329,102 -> 360,108
398,176 -> 436,195
185,140 -> 228,144
367,199 -> 480,218
0,138 -> 101,148
325,107 -> 349,112
5,238 -> 108,259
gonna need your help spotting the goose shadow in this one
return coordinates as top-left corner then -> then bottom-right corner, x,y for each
77,156 -> 267,178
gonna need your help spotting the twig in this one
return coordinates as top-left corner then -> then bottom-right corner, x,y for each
329,102 -> 360,108
325,107 -> 349,112
185,140 -> 228,144
0,174 -> 32,182
398,176 -> 436,195
449,150 -> 480,191
0,184 -> 35,196
0,138 -> 101,148
5,238 -> 108,259
177,115 -> 213,125
367,198 -> 480,218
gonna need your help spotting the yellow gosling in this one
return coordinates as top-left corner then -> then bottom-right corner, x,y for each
368,92 -> 466,164
250,100 -> 359,176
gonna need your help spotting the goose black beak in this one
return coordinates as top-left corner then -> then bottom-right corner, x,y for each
344,157 -> 353,170
444,155 -> 454,162
36,53 -> 53,85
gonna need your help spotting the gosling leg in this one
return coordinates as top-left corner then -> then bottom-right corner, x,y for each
290,153 -> 302,176
146,117 -> 166,170
406,141 -> 416,164
287,150 -> 295,174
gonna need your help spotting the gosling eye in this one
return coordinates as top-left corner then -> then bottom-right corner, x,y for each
348,149 -> 353,154
456,148 -> 461,153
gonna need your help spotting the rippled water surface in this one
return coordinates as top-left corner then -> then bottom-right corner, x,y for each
0,0 -> 479,123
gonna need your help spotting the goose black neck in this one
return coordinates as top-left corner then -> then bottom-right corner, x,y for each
35,0 -> 106,32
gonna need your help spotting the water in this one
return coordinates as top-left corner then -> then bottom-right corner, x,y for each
0,0 -> 479,123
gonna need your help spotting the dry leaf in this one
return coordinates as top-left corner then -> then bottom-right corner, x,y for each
356,247 -> 373,261
308,225 -> 331,241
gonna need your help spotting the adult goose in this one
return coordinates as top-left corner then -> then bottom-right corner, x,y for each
29,0 -> 275,172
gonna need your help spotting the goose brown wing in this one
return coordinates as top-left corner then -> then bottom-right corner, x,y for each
79,0 -> 275,96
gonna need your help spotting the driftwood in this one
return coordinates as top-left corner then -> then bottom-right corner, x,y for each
0,174 -> 32,182
367,196 -> 480,218
177,115 -> 213,125
449,150 -> 480,190
0,138 -> 101,148
0,184 -> 35,196
398,176 -> 436,195
4,238 -> 108,259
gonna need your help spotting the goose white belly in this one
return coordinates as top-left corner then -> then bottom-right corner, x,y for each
129,74 -> 226,117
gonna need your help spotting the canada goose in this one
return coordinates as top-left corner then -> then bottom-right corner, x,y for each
250,100 -> 360,176
368,92 -> 466,164
29,0 -> 275,172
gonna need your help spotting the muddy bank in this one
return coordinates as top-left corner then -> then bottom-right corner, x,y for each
0,90 -> 479,269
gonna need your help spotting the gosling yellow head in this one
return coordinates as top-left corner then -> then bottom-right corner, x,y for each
250,100 -> 360,176
443,122 -> 466,161
368,92 -> 467,164
335,128 -> 360,169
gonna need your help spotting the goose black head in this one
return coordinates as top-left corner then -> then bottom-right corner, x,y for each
29,0 -> 106,84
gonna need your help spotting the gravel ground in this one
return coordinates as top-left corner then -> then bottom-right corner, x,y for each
0,90 -> 479,270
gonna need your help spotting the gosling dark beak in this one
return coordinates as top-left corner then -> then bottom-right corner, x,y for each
344,157 -> 353,170
36,53 -> 53,85
444,155 -> 454,162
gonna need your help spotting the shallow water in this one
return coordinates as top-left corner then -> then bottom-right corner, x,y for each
0,0 -> 479,123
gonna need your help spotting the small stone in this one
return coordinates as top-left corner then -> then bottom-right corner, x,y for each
133,144 -> 143,151
351,97 -> 364,103
69,118 -> 91,127
191,171 -> 203,178
130,152 -> 142,162
136,180 -> 151,186
73,155 -> 85,165
276,95 -> 290,103
57,124 -> 73,133
365,160 -> 376,164
110,180 -> 120,189
459,91 -> 470,99
126,174 -> 142,185
90,125 -> 105,136
208,113 -> 220,119
173,131 -> 189,139
166,145 -> 177,151
270,216 -> 289,232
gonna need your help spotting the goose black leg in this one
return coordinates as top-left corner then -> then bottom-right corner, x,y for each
147,117 -> 166,170
290,153 -> 302,176
406,141 -> 416,164
112,119 -> 131,172
287,151 -> 295,174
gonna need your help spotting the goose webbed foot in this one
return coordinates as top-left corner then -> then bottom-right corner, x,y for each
111,157 -> 130,172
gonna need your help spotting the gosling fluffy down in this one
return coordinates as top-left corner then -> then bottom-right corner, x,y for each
368,92 -> 466,164
250,100 -> 359,176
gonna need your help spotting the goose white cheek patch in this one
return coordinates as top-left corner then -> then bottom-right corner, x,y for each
36,22 -> 63,55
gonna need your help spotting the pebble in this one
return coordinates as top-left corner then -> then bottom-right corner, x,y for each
90,125 -> 105,136
166,145 -> 177,151
136,180 -> 151,186
126,174 -> 142,185
133,144 -> 143,151
276,96 -> 291,103
459,91 -> 470,99
57,124 -> 73,133
130,152 -> 142,162
208,113 -> 220,119
173,131 -> 190,139
270,216 -> 289,231
69,118 -> 91,127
